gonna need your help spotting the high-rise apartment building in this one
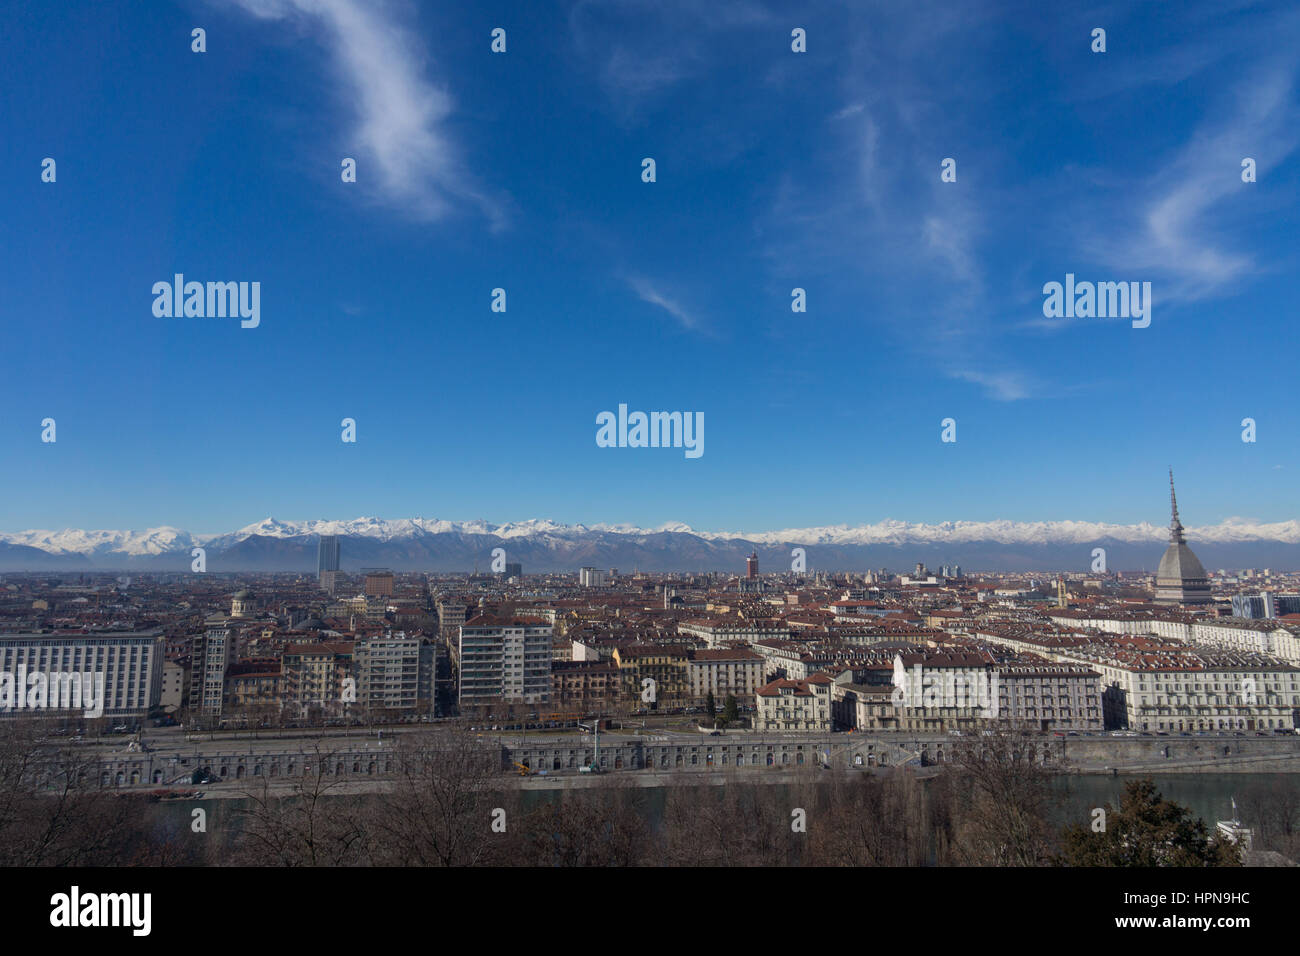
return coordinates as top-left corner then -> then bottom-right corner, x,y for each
458,615 -> 552,708
354,632 -> 436,713
190,618 -> 237,718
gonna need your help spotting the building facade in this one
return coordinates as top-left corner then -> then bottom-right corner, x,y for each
0,631 -> 166,719
458,615 -> 553,709
755,674 -> 833,731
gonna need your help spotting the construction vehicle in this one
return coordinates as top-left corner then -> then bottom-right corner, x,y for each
513,761 -> 535,776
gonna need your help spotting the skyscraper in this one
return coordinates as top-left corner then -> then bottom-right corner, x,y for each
1154,471 -> 1213,606
746,552 -> 758,579
318,534 -> 341,574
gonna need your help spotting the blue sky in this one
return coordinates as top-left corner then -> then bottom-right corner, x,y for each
2,0 -> 1297,534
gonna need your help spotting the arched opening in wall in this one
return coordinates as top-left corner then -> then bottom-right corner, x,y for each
235,766 -> 245,778
152,770 -> 163,784
660,754 -> 669,768
130,770 -> 140,785
114,772 -> 123,786
614,756 -> 624,769
675,754 -> 683,766
219,766 -> 228,777
553,757 -> 562,771
270,764 -> 279,777
795,752 -> 804,765
766,753 -> 774,766
367,762 -> 375,774
336,762 -> 344,775
254,764 -> 264,776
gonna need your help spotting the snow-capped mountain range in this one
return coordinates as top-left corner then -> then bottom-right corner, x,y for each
2,516 -> 1299,572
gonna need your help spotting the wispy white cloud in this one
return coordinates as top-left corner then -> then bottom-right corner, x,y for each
227,0 -> 503,226
626,275 -> 704,333
949,369 -> 1031,402
1086,60 -> 1299,303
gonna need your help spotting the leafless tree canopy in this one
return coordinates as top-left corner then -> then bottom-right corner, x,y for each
0,722 -> 1247,867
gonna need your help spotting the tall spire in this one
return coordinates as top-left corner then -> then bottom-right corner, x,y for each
1168,468 -> 1185,543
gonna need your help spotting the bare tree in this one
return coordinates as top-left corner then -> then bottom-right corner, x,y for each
942,732 -> 1055,866
515,776 -> 651,866
368,722 -> 517,866
231,742 -> 372,866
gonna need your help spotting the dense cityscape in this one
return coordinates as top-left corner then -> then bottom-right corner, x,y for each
2,478 -> 1298,873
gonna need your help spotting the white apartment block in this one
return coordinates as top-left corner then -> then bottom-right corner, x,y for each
1086,660 -> 1300,732
458,616 -> 553,707
1189,619 -> 1300,663
354,632 -> 434,712
0,631 -> 165,719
